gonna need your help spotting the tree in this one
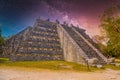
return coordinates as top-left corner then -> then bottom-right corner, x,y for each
100,5 -> 120,58
0,37 -> 4,46
0,25 -> 4,57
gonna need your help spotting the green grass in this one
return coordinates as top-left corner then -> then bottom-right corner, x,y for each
0,58 -> 101,72
103,59 -> 120,70
104,64 -> 120,70
0,58 -> 9,62
0,58 -> 120,71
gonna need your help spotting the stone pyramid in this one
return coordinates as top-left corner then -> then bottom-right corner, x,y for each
3,18 -> 107,64
4,19 -> 64,61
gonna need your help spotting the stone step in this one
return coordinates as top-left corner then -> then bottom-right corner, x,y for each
62,25 -> 105,64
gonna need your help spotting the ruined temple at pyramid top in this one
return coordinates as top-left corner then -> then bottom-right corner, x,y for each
3,18 -> 107,64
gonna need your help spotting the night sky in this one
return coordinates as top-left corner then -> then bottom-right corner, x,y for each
0,0 -> 120,37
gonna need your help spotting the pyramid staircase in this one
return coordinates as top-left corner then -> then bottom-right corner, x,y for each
4,19 -> 63,61
61,25 -> 107,64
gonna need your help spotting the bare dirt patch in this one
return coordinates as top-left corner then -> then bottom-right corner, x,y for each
0,68 -> 120,80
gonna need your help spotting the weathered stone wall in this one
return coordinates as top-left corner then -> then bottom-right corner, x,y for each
3,27 -> 31,58
57,24 -> 88,64
9,53 -> 63,61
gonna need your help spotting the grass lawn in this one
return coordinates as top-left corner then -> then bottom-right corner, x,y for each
0,58 -> 120,71
103,59 -> 120,70
0,58 -> 102,72
104,64 -> 120,70
0,58 -> 9,62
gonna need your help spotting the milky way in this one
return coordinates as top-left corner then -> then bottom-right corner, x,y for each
0,0 -> 120,37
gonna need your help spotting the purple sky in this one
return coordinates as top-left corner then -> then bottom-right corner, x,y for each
0,0 -> 120,37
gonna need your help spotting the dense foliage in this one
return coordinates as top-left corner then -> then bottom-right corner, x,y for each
101,6 -> 120,58
0,37 -> 4,46
0,27 -> 4,56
